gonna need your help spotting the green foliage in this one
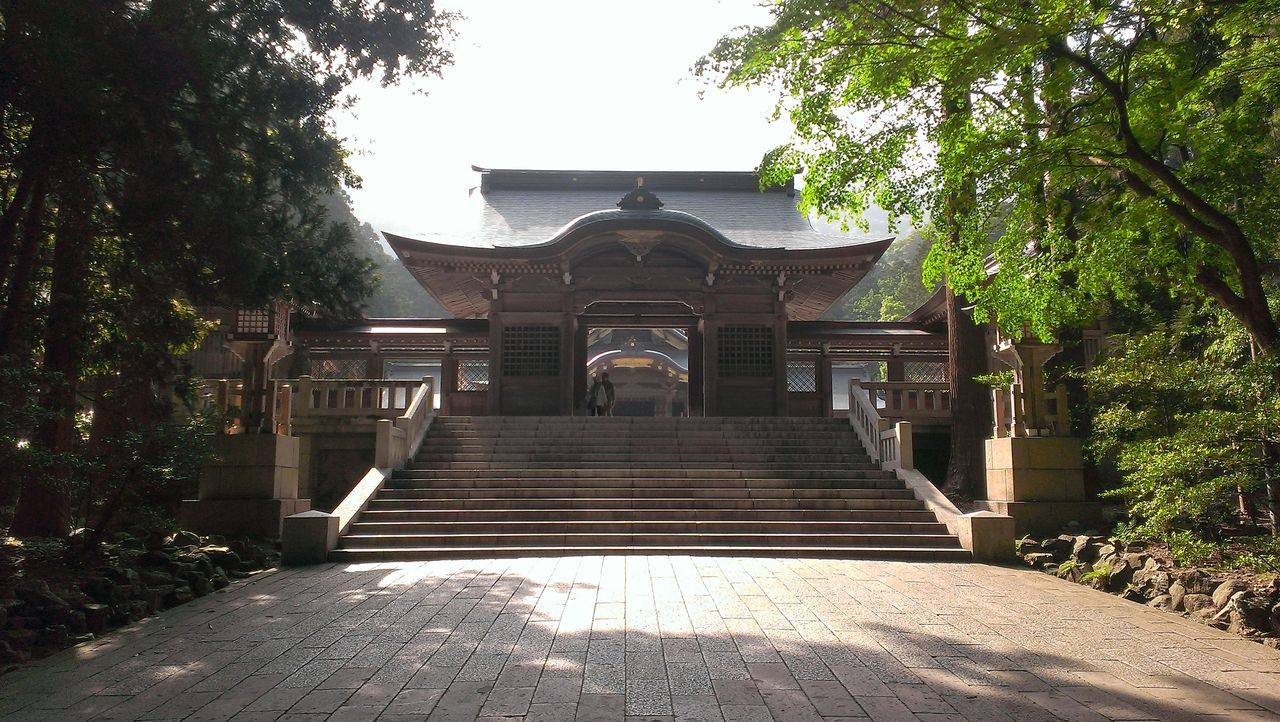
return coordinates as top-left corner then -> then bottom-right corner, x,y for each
974,370 -> 1015,389
701,0 -> 1280,346
0,0 -> 456,535
1165,530 -> 1219,567
1089,304 -> 1280,545
1078,566 -> 1110,583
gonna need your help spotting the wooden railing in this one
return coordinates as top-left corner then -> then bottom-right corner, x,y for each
848,380 -> 913,470
293,376 -> 421,419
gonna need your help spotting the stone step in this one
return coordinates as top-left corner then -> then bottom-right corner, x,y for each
346,520 -> 952,535
397,468 -> 897,480
328,545 -> 972,562
418,453 -> 873,463
375,486 -> 916,500
427,429 -> 857,439
409,465 -> 890,476
337,532 -> 964,549
331,416 -> 963,562
386,477 -> 904,491
432,416 -> 849,424
366,495 -> 926,510
356,508 -> 940,522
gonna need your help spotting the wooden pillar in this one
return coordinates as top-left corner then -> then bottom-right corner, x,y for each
487,309 -> 503,415
440,348 -> 457,416
573,316 -> 588,416
701,316 -> 718,416
774,314 -> 789,418
818,343 -> 833,417
688,322 -> 704,416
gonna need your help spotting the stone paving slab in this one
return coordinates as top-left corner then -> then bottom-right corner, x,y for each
1,557 -> 1278,721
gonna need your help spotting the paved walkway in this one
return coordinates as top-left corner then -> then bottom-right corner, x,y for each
1,558 -> 1278,722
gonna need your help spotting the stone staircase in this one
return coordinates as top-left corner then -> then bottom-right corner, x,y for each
329,416 -> 969,561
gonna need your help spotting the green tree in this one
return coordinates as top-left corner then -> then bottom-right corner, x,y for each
702,0 -> 1280,520
0,0 -> 455,537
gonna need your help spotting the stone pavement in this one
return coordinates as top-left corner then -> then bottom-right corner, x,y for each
1,557 -> 1278,722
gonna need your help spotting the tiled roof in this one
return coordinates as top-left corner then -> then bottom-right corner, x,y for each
390,169 -> 888,251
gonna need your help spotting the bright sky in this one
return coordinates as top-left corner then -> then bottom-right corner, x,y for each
332,0 -> 792,238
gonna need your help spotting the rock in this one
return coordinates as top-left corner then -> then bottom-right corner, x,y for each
0,639 -> 29,663
1071,535 -> 1097,561
200,546 -> 240,569
15,580 -> 68,610
166,587 -> 194,606
1130,558 -> 1163,590
1107,556 -> 1137,591
1176,569 -> 1215,595
171,530 -> 202,547
1023,552 -> 1056,568
1190,608 -> 1221,626
1265,638 -> 1280,650
1183,593 -> 1215,613
1040,537 -> 1073,560
140,550 -> 172,567
1234,594 -> 1272,633
1148,594 -> 1172,610
1213,579 -> 1250,609
1169,582 -> 1187,611
1095,544 -> 1117,563
81,603 -> 109,634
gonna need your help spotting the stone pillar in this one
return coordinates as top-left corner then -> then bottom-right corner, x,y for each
180,434 -> 311,538
975,336 -> 1100,535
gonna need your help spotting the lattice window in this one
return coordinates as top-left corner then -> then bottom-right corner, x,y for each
235,308 -> 271,335
718,325 -> 774,377
786,360 -> 817,392
501,325 -> 561,377
457,360 -> 489,391
312,358 -> 366,379
903,362 -> 947,383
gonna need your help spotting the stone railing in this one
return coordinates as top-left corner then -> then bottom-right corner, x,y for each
848,380 -> 914,469
282,377 -> 436,564
293,376 -> 422,420
860,381 -> 950,422
194,379 -> 292,435
374,378 -> 435,470
848,379 -> 1014,561
992,383 -> 1072,438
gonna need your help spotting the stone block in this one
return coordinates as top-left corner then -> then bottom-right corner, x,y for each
956,511 -> 1015,562
198,464 -> 299,500
984,437 -> 1086,502
207,433 -> 300,468
975,500 -> 1103,537
282,511 -> 339,565
179,498 -> 310,539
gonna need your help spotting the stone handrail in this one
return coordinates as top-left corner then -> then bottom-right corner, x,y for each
293,376 -> 421,419
374,377 -> 435,470
848,380 -> 913,469
283,377 -> 436,563
194,379 -> 291,435
848,379 -> 1014,561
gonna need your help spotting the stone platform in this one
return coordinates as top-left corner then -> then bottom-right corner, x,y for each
1,556 -> 1277,721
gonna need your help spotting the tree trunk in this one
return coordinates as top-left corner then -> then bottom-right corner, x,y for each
943,287 -> 989,496
9,182 -> 93,538
0,169 -> 49,359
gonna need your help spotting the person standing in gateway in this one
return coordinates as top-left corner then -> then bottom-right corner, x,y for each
587,373 -> 605,416
601,372 -> 616,416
